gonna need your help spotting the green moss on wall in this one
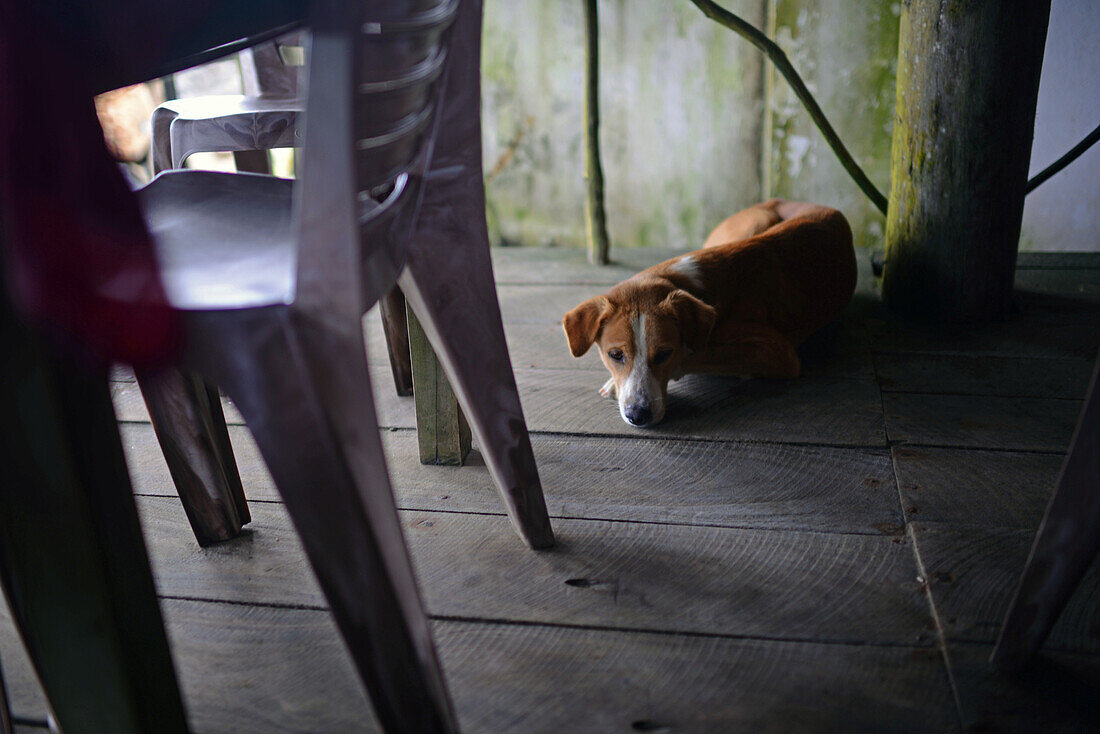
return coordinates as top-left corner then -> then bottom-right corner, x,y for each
481,0 -> 765,250
481,1 -> 901,251
765,0 -> 900,250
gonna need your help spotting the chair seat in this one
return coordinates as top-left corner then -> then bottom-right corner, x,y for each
139,170 -> 295,310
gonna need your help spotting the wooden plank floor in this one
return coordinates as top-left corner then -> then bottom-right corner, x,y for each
4,250 -> 1100,733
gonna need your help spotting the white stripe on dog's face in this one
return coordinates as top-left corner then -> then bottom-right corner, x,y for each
618,313 -> 664,426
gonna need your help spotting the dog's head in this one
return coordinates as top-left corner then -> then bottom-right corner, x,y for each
563,283 -> 715,427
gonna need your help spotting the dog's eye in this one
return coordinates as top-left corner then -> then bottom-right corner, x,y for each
652,349 -> 673,365
608,349 -> 625,363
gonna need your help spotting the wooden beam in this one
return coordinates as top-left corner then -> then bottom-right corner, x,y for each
406,305 -> 471,465
882,1 -> 1051,323
582,0 -> 611,265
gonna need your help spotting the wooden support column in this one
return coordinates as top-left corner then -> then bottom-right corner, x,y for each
882,0 -> 1051,324
583,0 -> 611,265
406,305 -> 471,466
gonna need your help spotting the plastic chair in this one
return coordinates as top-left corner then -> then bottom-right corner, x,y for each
151,32 -> 303,176
6,0 -> 513,728
0,653 -> 10,734
138,0 -> 551,553
128,1 -> 496,729
139,34 -> 305,546
140,27 -> 477,546
137,0 -> 552,729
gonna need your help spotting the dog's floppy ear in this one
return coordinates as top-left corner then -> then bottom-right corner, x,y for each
664,289 -> 716,352
563,296 -> 613,357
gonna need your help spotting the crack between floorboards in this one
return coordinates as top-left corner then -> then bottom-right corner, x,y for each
870,347 -> 1097,361
153,594 -> 937,650
132,494 -> 907,538
116,417 -> 1069,455
880,388 -> 1084,401
880,355 -> 966,731
905,522 -> 965,731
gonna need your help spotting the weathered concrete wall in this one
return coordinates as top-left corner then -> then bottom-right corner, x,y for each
481,0 -> 765,251
1020,0 -> 1100,252
763,1 -> 898,251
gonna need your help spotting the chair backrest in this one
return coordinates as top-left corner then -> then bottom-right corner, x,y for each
241,31 -> 304,99
294,0 -> 457,318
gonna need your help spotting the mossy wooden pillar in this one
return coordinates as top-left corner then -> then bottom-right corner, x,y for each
882,0 -> 1051,323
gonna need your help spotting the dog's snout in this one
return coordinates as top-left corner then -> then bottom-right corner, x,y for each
624,405 -> 653,426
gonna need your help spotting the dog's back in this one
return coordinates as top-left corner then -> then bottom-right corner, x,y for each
695,200 -> 856,344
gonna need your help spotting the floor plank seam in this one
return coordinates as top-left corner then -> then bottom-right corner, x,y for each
884,372 -> 966,730
944,635 -> 1099,658
426,614 -> 941,649
944,637 -> 1100,659
121,415 -> 896,453
869,348 -> 1095,362
156,591 -> 941,650
880,388 -> 1084,401
874,355 -> 896,451
134,494 -> 909,538
157,593 -> 327,612
887,440 -> 1068,456
154,594 -> 939,650
524,429 -> 890,451
905,522 -> 966,731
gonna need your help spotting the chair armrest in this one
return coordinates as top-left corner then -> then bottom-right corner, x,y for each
152,95 -> 303,172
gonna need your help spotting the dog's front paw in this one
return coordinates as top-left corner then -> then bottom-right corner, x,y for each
599,378 -> 616,399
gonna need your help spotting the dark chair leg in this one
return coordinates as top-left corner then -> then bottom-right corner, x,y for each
136,366 -> 250,545
233,149 -> 271,175
196,308 -> 458,733
379,285 -> 414,396
992,354 -> 1100,671
398,0 -> 553,549
0,313 -> 187,734
201,379 -> 250,523
0,650 -> 13,734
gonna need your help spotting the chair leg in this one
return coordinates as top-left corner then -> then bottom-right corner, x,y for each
379,285 -> 414,396
0,315 -> 187,734
992,354 -> 1100,671
233,149 -> 271,175
196,308 -> 458,733
201,378 -> 251,523
0,650 -> 13,734
135,366 -> 250,546
395,0 -> 553,549
399,256 -> 553,549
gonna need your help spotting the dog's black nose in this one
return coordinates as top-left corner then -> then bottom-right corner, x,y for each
624,405 -> 652,426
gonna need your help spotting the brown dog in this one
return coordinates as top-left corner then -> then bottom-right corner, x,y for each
562,199 -> 856,427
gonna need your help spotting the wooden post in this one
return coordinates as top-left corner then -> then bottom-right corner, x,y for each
406,305 -> 471,466
583,0 -> 611,265
882,1 -> 1051,324
378,286 -> 414,396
